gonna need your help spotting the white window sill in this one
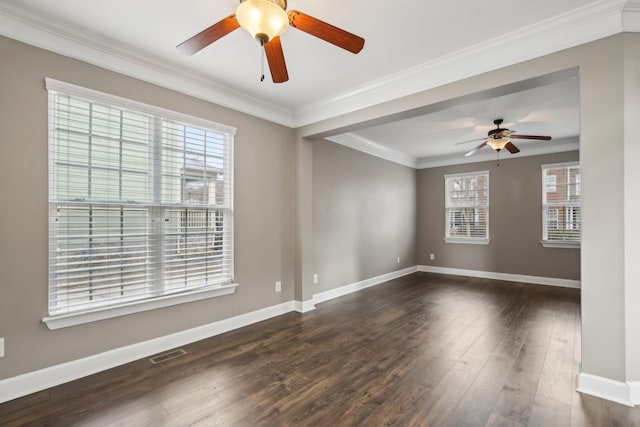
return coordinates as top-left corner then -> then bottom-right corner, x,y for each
444,237 -> 491,245
43,284 -> 239,330
540,240 -> 581,249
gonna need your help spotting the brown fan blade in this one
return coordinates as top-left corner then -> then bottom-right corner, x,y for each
510,134 -> 552,141
465,141 -> 488,157
264,37 -> 289,83
505,141 -> 520,154
176,15 -> 240,55
288,11 -> 364,53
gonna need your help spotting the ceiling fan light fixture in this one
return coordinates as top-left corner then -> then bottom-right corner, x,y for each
236,0 -> 289,43
487,138 -> 510,151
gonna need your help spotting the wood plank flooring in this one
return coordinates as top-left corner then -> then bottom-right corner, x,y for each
2,272 -> 640,426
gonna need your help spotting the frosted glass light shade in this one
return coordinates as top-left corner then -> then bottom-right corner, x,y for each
487,138 -> 509,150
236,0 -> 289,42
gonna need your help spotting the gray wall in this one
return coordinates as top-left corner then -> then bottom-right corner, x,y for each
312,141 -> 416,293
417,151 -> 580,280
0,36 -> 296,379
624,32 -> 640,381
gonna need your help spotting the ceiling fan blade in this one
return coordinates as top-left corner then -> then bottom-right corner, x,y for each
176,15 -> 239,55
455,137 -> 486,146
510,134 -> 552,141
505,141 -> 520,154
464,141 -> 488,157
288,11 -> 365,53
264,37 -> 289,83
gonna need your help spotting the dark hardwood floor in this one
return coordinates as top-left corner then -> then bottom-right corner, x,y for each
2,272 -> 640,426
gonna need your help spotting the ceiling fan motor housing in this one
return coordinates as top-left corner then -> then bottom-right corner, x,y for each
489,118 -> 507,139
488,128 -> 508,138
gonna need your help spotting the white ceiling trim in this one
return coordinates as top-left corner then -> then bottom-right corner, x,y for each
327,133 -> 580,170
623,0 -> 640,30
0,1 -> 637,129
416,138 -> 580,169
294,0 -> 633,127
325,134 -> 418,169
0,3 -> 296,127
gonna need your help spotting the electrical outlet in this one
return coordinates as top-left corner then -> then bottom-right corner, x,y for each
0,337 -> 4,358
275,281 -> 281,293
313,274 -> 318,284
396,256 -> 400,264
429,253 -> 435,261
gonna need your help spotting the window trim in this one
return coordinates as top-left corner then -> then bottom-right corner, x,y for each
540,161 -> 581,249
43,284 -> 238,330
444,237 -> 491,245
45,78 -> 238,328
540,240 -> 580,249
444,170 -> 490,244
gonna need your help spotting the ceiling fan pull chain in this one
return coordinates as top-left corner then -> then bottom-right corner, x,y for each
259,39 -> 265,82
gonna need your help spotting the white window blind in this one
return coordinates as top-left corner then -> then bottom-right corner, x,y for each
542,162 -> 580,244
445,171 -> 489,242
47,79 -> 235,316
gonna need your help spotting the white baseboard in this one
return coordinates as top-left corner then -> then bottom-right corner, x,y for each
577,372 -> 639,407
629,381 -> 640,405
0,301 -> 296,405
313,266 -> 418,304
418,265 -> 581,289
293,299 -> 316,313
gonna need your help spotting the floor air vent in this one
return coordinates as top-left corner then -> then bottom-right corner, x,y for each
149,349 -> 187,364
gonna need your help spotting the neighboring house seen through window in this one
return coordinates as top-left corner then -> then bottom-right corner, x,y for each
444,171 -> 490,244
45,79 -> 236,328
541,162 -> 581,248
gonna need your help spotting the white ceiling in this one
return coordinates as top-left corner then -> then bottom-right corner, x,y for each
1,0 -> 638,167
328,73 -> 581,168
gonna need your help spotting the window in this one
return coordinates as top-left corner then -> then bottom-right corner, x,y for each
547,209 -> 559,229
46,79 -> 236,328
444,171 -> 490,244
541,162 -> 580,248
545,174 -> 557,192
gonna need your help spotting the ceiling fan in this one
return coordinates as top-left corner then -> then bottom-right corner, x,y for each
176,0 -> 365,83
460,119 -> 552,157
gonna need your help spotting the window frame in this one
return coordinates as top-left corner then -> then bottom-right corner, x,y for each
444,170 -> 490,245
44,78 -> 238,329
540,161 -> 581,249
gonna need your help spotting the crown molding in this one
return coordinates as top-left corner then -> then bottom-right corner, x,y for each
325,134 -> 418,168
294,0 -> 633,127
0,1 -> 637,130
0,3 -> 296,127
326,134 -> 579,170
623,0 -> 640,30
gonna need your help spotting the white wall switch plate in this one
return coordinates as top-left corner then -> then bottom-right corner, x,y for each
275,281 -> 281,293
397,257 -> 400,264
429,253 -> 435,261
313,274 -> 318,284
0,337 -> 4,358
